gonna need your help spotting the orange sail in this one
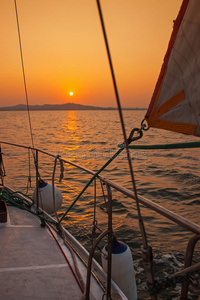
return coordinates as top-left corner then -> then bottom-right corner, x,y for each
145,0 -> 200,137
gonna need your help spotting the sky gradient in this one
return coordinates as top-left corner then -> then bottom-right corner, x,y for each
1,0 -> 182,108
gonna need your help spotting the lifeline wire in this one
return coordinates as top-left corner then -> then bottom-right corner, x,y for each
14,0 -> 35,149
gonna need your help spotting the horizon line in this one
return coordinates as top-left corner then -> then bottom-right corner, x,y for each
0,102 -> 147,111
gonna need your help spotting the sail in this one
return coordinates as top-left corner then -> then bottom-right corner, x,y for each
145,0 -> 200,137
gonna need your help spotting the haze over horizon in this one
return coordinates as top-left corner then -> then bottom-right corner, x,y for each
1,0 -> 182,108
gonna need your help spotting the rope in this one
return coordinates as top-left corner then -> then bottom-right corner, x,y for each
63,231 -> 86,294
14,0 -> 38,188
2,190 -> 33,208
45,223 -> 84,294
52,156 -> 62,223
96,0 -> 155,292
0,145 -> 6,186
92,178 -> 98,236
14,0 -> 35,149
118,141 -> 200,150
96,0 -> 149,245
0,189 -> 55,224
26,148 -> 32,194
59,147 -> 123,223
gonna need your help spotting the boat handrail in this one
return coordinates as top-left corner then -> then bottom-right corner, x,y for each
1,140 -> 200,235
1,140 -> 200,298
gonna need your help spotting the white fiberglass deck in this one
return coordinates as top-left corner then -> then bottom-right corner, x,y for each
0,206 -> 83,300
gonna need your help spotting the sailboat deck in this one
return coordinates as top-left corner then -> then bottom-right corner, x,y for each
0,206 -> 83,299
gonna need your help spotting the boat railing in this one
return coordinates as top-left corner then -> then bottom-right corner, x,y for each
1,140 -> 200,299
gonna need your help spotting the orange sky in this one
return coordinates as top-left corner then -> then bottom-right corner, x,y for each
0,0 -> 182,108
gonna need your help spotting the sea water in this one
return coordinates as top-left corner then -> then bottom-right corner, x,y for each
1,110 -> 200,299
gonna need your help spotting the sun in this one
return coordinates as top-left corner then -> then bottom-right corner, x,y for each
69,92 -> 73,96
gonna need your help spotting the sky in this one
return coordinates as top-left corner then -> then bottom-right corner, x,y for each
0,0 -> 182,108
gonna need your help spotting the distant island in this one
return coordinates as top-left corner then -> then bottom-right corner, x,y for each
0,103 -> 146,111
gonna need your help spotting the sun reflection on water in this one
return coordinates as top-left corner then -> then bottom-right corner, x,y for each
62,111 -> 78,132
59,111 -> 81,153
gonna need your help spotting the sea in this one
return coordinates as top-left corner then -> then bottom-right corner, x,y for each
1,110 -> 200,299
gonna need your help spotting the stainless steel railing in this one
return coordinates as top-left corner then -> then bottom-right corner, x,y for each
1,140 -> 200,299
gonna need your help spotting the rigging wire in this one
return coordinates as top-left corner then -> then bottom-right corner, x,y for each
96,0 -> 155,290
14,0 -> 35,149
95,0 -> 148,247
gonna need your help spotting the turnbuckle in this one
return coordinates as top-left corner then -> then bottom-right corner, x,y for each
127,127 -> 143,144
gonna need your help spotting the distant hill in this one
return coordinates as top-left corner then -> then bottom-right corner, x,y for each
0,103 -> 109,111
0,103 -> 146,111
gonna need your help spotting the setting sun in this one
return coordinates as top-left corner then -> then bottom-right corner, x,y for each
0,1 -> 183,108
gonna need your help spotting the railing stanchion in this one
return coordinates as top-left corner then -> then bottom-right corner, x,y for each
180,234 -> 200,299
84,230 -> 109,299
35,149 -> 39,213
106,183 -> 113,299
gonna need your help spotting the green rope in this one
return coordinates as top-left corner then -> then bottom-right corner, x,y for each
0,190 -> 55,225
118,141 -> 200,150
0,146 -> 124,226
9,191 -> 34,208
59,147 -> 124,223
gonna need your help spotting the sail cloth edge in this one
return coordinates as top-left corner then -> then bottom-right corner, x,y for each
145,0 -> 200,137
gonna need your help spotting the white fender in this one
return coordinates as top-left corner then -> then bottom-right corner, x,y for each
33,180 -> 62,214
101,236 -> 137,300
